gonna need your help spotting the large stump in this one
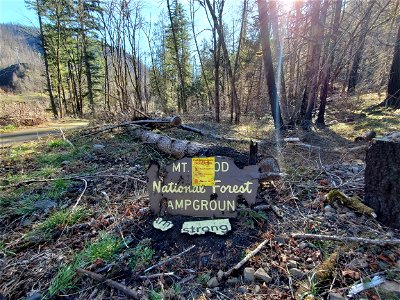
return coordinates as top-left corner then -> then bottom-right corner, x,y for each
365,136 -> 400,229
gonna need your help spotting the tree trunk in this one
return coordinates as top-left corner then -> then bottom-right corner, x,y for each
256,0 -> 283,129
205,0 -> 240,124
36,0 -> 58,118
316,0 -> 343,127
269,0 -> 289,123
365,137 -> 400,229
167,0 -> 187,113
302,0 -> 328,130
383,21 -> 400,109
347,1 -> 375,94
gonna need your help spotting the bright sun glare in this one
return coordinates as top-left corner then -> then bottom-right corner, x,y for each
278,0 -> 296,11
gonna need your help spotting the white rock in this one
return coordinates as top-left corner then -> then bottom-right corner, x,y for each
243,267 -> 255,282
287,260 -> 297,269
289,268 -> 305,279
254,268 -> 272,283
207,276 -> 219,288
328,292 -> 345,300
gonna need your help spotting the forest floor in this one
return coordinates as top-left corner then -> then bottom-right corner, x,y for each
0,93 -> 400,300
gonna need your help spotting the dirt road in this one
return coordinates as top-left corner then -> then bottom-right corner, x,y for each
0,120 -> 88,147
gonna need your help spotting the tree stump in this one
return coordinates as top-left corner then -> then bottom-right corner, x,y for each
365,136 -> 400,229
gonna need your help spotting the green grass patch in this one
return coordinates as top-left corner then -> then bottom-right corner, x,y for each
32,207 -> 90,234
129,239 -> 155,270
329,93 -> 400,140
239,208 -> 268,229
196,272 -> 211,285
49,233 -> 122,296
0,124 -> 17,133
0,178 -> 71,219
37,143 -> 90,168
48,139 -> 71,149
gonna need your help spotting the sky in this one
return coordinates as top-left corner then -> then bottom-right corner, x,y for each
0,0 -> 38,26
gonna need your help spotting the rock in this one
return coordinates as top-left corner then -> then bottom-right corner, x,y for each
328,292 -> 345,300
345,212 -> 356,218
287,260 -> 297,269
254,268 -> 272,283
226,277 -> 239,285
306,257 -> 313,263
299,242 -> 308,249
347,257 -> 368,269
205,289 -> 212,297
273,236 -> 287,244
217,270 -> 224,282
93,144 -> 105,151
237,286 -> 247,294
254,285 -> 260,294
324,205 -> 336,212
305,263 -> 314,269
207,276 -> 219,288
325,211 -> 336,218
25,293 -> 42,300
378,280 -> 400,296
243,267 -> 255,282
289,268 -> 305,279
33,199 -> 57,211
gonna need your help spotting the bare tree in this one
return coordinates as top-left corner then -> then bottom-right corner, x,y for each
205,0 -> 240,124
256,0 -> 283,129
383,19 -> 400,108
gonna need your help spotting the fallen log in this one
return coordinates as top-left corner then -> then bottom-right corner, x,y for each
178,124 -> 252,144
129,127 -> 260,168
80,116 -> 182,137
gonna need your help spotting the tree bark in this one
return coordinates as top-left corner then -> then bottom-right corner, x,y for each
256,0 -> 283,129
205,0 -> 240,124
302,0 -> 328,130
316,0 -> 343,127
365,138 -> 400,229
167,0 -> 187,113
347,1 -> 375,94
383,21 -> 400,109
35,0 -> 58,118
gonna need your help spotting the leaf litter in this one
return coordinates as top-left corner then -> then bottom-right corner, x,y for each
0,125 -> 399,300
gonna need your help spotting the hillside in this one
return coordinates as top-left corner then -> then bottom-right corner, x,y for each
0,23 -> 44,93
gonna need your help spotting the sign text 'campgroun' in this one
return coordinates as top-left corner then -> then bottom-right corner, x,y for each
147,156 -> 259,217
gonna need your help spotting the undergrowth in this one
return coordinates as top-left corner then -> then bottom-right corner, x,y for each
49,233 -> 122,296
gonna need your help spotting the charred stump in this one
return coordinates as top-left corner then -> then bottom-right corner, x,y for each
365,136 -> 400,229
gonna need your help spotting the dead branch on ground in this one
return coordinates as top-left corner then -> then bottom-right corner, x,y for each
291,233 -> 400,246
76,268 -> 141,299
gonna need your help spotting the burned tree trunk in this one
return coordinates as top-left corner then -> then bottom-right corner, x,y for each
365,136 -> 400,229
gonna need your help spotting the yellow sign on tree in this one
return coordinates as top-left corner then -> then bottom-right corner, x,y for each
192,157 -> 215,186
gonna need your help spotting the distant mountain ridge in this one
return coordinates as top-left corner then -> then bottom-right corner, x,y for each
0,23 -> 44,93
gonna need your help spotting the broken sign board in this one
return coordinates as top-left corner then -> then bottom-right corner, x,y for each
181,219 -> 231,235
153,217 -> 174,231
147,156 -> 259,217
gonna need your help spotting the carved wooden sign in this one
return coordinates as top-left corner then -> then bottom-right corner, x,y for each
147,156 -> 259,217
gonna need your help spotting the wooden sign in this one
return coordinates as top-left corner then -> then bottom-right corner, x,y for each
146,156 -> 259,217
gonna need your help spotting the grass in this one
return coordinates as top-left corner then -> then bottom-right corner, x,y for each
0,179 -> 71,219
0,124 -> 17,133
196,272 -> 211,285
30,208 -> 90,235
49,233 -> 122,296
129,239 -> 155,270
329,93 -> 400,140
239,208 -> 268,229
